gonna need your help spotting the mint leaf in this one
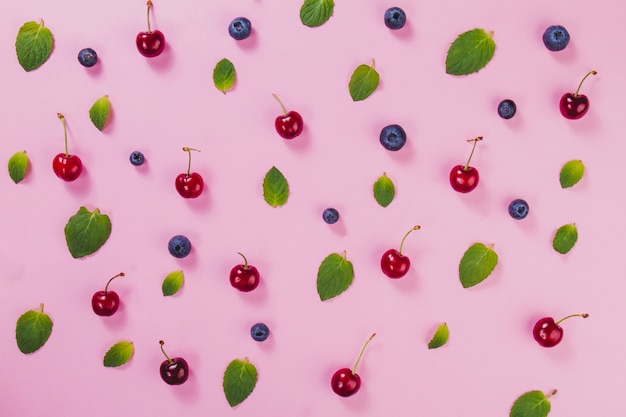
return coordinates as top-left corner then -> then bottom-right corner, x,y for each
223,358 -> 258,407
15,20 -> 54,72
300,0 -> 334,27
373,173 -> 395,207
552,223 -> 577,254
349,61 -> 380,101
459,242 -> 498,288
103,341 -> 134,367
317,252 -> 354,301
559,160 -> 584,189
263,166 -> 289,207
64,206 -> 112,258
16,303 -> 53,354
8,151 -> 29,184
89,95 -> 111,131
446,28 -> 495,76
162,270 -> 184,296
428,323 -> 449,349
510,390 -> 556,417
213,58 -> 236,94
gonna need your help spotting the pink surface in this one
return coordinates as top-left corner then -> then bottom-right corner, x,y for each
0,1 -> 623,415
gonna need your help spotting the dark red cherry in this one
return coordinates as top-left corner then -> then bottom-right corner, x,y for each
450,136 -> 482,193
92,273 -> 125,316
159,340 -> 189,385
53,113 -> 83,182
175,147 -> 204,198
532,313 -> 589,347
559,70 -> 597,120
229,252 -> 260,292
380,225 -> 421,278
331,333 -> 375,397
136,1 -> 165,58
272,94 -> 303,139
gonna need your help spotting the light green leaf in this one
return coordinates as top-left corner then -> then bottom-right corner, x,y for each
300,0 -> 334,27
263,166 -> 289,207
16,303 -> 53,354
103,341 -> 134,367
552,224 -> 577,254
559,160 -> 584,189
89,95 -> 110,131
510,390 -> 556,417
223,358 -> 258,407
374,173 -> 395,207
317,252 -> 354,301
15,20 -> 54,72
459,242 -> 498,288
428,323 -> 449,349
162,271 -> 184,296
213,58 -> 236,94
349,61 -> 380,101
8,151 -> 29,184
64,206 -> 112,258
446,28 -> 496,76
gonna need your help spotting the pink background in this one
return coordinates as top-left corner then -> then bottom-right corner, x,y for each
0,1 -> 623,415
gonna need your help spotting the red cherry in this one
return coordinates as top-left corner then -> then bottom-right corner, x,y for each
272,94 -> 303,139
53,113 -> 82,182
159,340 -> 189,385
331,333 -> 375,398
381,225 -> 421,278
559,70 -> 597,119
136,1 -> 165,57
175,147 -> 204,198
91,272 -> 125,316
229,252 -> 260,292
532,313 -> 589,348
450,136 -> 482,193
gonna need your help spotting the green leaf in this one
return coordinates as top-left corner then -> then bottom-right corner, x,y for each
317,252 -> 355,301
89,95 -> 111,131
103,341 -> 134,367
15,20 -> 54,72
559,160 -> 584,189
64,206 -> 112,258
510,390 -> 556,417
300,0 -> 334,27
8,151 -> 29,184
16,303 -> 53,354
373,173 -> 395,207
349,61 -> 380,101
459,242 -> 498,288
223,358 -> 258,407
263,166 -> 289,207
445,28 -> 496,76
428,323 -> 449,349
162,271 -> 184,296
552,224 -> 577,254
213,58 -> 236,94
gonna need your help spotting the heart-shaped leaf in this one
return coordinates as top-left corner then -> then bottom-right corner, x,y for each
299,0 -> 334,27
15,20 -> 54,71
374,173 -> 395,207
223,358 -> 258,407
16,303 -> 53,354
213,58 -> 236,94
459,242 -> 498,288
349,61 -> 380,101
103,341 -> 134,367
510,390 -> 556,417
89,95 -> 111,131
446,28 -> 496,76
428,323 -> 449,349
552,223 -> 577,254
8,151 -> 29,184
64,206 -> 112,258
263,166 -> 289,207
317,252 -> 354,301
162,270 -> 184,296
559,160 -> 584,189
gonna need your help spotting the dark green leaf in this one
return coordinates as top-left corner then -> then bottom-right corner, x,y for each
8,151 -> 29,184
459,242 -> 498,288
373,173 -> 395,207
64,206 -> 112,258
103,341 -> 134,367
15,20 -> 54,71
349,61 -> 380,101
552,224 -> 577,254
263,166 -> 289,207
162,271 -> 184,296
213,58 -> 236,93
428,323 -> 449,349
89,95 -> 110,131
510,390 -> 556,417
559,160 -> 584,189
16,304 -> 53,354
446,28 -> 495,76
300,0 -> 334,27
223,358 -> 258,407
317,252 -> 354,301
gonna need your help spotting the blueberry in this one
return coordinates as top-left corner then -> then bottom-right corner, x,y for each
384,7 -> 406,30
228,17 -> 252,40
508,199 -> 529,220
250,323 -> 270,342
322,208 -> 339,224
497,99 -> 517,119
168,235 -> 191,258
380,124 -> 407,151
129,151 -> 145,166
542,25 -> 570,51
77,48 -> 98,67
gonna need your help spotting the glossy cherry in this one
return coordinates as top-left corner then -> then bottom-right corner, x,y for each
136,0 -> 165,57
159,340 -> 189,385
559,70 -> 597,119
533,313 -> 589,347
449,136 -> 482,193
175,147 -> 204,198
91,272 -> 125,316
381,225 -> 421,278
230,252 -> 260,292
272,94 -> 303,139
331,333 -> 376,397
52,113 -> 83,182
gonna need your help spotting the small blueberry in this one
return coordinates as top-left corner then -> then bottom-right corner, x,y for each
384,7 -> 407,30
322,208 -> 340,224
380,124 -> 407,151
129,151 -> 145,166
228,17 -> 252,40
543,25 -> 570,51
250,323 -> 270,342
498,99 -> 517,119
168,235 -> 191,258
77,48 -> 98,67
508,199 -> 529,220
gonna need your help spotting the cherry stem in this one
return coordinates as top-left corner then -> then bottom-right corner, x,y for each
398,225 -> 421,255
555,313 -> 589,326
272,94 -> 287,116
237,252 -> 249,270
574,70 -> 597,97
182,147 -> 200,177
57,113 -> 68,157
351,333 -> 376,375
146,0 -> 153,33
103,272 -> 125,293
463,136 -> 483,171
545,389 -> 557,399
159,340 -> 173,364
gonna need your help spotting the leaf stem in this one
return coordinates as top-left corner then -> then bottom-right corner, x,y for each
555,313 -> 589,326
574,70 -> 597,97
39,303 -> 44,313
237,252 -> 249,270
182,147 -> 200,177
463,136 -> 483,171
272,94 -> 287,116
352,333 -> 376,375
146,0 -> 153,33
370,58 -> 375,68
545,389 -> 557,399
104,272 -> 125,293
398,225 -> 421,255
57,113 -> 69,157
159,340 -> 173,364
